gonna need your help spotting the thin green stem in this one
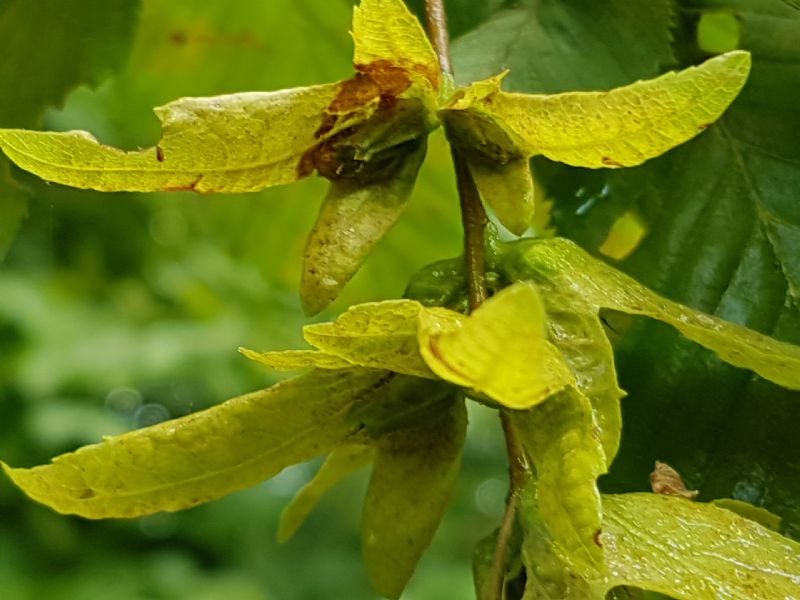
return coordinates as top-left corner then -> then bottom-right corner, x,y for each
423,2 -> 528,599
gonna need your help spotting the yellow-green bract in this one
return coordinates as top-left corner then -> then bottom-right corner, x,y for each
0,0 -> 751,307
511,388 -> 607,578
1,369 -> 393,518
519,489 -> 800,599
503,237 -> 800,391
441,51 -> 751,234
418,282 -> 575,409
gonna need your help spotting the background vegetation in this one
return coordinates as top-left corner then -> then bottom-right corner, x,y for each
0,0 -> 797,598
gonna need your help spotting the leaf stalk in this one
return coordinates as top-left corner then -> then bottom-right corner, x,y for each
423,2 -> 528,598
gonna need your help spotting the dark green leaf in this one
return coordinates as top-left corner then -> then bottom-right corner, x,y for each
536,0 -> 800,537
451,0 -> 675,91
405,0 -> 512,40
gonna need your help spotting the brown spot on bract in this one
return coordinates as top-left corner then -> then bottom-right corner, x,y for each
379,93 -> 398,111
357,60 -> 412,98
156,146 -> 165,162
593,529 -> 603,547
169,31 -> 187,45
297,150 -> 316,179
164,175 -> 203,192
328,61 -> 412,115
314,113 -> 338,139
601,156 -> 624,167
698,123 -> 712,130
79,488 -> 97,499
301,61 -> 415,182
409,63 -> 440,90
311,140 -> 341,181
328,73 -> 382,113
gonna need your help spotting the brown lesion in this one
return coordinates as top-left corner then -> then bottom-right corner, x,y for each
326,61 -> 412,117
313,113 -> 338,139
354,60 -> 413,99
297,59 -> 428,182
78,488 -> 97,499
164,174 -> 203,192
593,529 -> 603,547
296,150 -> 317,179
601,156 -> 624,167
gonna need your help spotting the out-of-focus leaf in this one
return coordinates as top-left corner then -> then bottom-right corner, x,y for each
362,395 -> 466,599
303,299 -> 435,378
419,282 -> 574,409
697,12 -> 741,54
444,51 -> 749,170
352,0 -> 440,89
1,369 -> 393,518
301,137 -> 427,315
0,0 -> 140,128
472,529 -> 497,600
512,389 -> 606,577
405,0 -> 510,42
602,493 -> 800,599
598,210 -> 648,261
451,0 -> 675,93
278,444 -> 373,543
504,238 -> 800,390
781,0 -> 800,10
0,0 -> 140,255
238,348 -> 353,371
539,287 -> 625,462
0,165 -> 27,257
